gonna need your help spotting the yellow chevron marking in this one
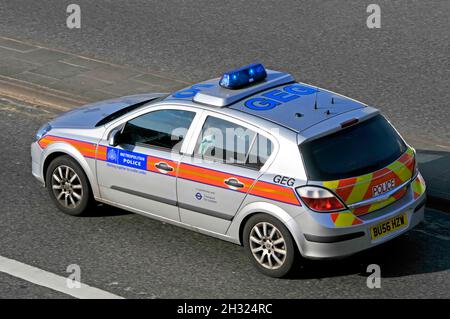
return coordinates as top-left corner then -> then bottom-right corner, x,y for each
367,196 -> 396,213
387,161 -> 411,182
334,213 -> 356,227
346,173 -> 373,204
323,180 -> 339,190
412,177 -> 426,195
406,147 -> 414,156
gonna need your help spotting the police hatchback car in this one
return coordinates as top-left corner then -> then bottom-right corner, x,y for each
31,64 -> 426,277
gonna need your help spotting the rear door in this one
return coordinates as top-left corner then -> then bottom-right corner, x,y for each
300,114 -> 415,216
177,113 -> 274,234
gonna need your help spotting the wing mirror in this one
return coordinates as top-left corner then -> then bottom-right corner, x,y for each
108,128 -> 122,147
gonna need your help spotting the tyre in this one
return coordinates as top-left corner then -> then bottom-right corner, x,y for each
45,155 -> 93,216
243,214 -> 298,278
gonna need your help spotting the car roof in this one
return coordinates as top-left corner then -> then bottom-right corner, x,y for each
163,69 -> 367,133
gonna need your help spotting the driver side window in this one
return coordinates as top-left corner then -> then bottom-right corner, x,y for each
120,109 -> 196,151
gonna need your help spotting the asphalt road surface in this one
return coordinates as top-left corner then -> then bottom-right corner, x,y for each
0,0 -> 449,149
1,97 -> 450,298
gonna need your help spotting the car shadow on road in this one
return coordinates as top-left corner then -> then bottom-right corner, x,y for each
288,209 -> 450,280
83,203 -> 132,217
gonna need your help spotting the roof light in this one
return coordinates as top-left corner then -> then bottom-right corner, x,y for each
219,63 -> 267,90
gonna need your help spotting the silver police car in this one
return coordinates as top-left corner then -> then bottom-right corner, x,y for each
31,64 -> 426,277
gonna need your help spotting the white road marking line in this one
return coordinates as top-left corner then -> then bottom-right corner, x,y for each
412,229 -> 450,242
0,256 -> 124,299
58,60 -> 89,69
0,45 -> 37,53
435,144 -> 450,151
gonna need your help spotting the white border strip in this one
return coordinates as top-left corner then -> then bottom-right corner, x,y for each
0,256 -> 124,299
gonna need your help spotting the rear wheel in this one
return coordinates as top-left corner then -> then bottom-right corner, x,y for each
45,155 -> 93,216
243,214 -> 298,278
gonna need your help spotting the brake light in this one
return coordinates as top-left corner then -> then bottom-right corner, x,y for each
340,118 -> 359,128
296,186 -> 346,212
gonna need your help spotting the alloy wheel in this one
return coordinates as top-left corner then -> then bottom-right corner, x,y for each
249,222 -> 287,270
51,165 -> 83,208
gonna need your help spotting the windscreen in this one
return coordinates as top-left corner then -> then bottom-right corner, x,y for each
300,115 -> 407,181
95,96 -> 166,127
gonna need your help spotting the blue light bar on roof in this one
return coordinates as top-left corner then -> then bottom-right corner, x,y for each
219,63 -> 267,90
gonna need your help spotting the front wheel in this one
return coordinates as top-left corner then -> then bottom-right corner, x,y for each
243,214 -> 298,278
45,155 -> 93,216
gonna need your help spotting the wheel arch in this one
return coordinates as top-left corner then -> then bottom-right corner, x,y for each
228,201 -> 305,255
41,143 -> 100,198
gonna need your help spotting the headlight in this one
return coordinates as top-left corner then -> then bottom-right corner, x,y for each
35,123 -> 52,141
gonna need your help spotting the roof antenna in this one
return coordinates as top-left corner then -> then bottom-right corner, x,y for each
331,97 -> 335,104
313,91 -> 319,110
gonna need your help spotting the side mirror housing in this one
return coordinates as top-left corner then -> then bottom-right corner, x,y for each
108,128 -> 121,146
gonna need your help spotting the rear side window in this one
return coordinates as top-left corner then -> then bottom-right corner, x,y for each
194,116 -> 273,169
246,134 -> 273,169
300,115 -> 407,181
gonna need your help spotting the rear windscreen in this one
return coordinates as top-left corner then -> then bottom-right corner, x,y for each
300,115 -> 407,181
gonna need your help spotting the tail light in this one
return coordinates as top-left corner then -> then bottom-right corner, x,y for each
296,186 -> 347,212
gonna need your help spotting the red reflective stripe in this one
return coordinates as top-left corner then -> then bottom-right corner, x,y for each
40,136 -> 300,205
178,164 -> 300,205
392,187 -> 407,200
146,156 -> 178,177
178,163 -> 254,192
39,135 -> 97,158
335,178 -> 357,202
352,205 -> 370,216
249,181 -> 300,206
398,151 -> 413,164
331,213 -> 339,223
96,145 -> 108,161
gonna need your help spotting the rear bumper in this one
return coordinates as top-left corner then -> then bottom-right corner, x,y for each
294,188 -> 426,260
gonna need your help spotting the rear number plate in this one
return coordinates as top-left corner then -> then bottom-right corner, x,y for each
370,213 -> 408,240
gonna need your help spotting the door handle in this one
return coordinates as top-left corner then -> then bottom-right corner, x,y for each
225,178 -> 244,188
155,162 -> 174,172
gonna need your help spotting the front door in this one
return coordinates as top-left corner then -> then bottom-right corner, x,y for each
96,107 -> 197,221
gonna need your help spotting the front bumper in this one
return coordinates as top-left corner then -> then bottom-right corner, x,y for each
31,141 -> 44,184
293,181 -> 426,259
